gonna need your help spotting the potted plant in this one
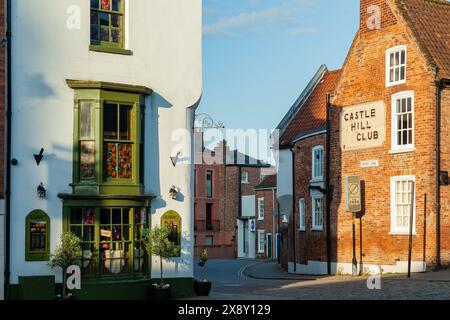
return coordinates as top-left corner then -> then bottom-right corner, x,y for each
48,232 -> 82,300
194,249 -> 212,296
143,225 -> 181,300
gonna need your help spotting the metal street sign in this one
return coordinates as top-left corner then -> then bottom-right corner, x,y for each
345,176 -> 362,213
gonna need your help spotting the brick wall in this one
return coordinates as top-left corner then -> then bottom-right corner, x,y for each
330,1 -> 442,268
288,134 -> 329,265
440,87 -> 450,265
255,188 -> 277,259
360,0 -> 397,35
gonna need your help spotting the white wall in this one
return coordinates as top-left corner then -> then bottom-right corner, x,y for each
10,0 -> 202,284
276,149 -> 293,217
241,195 -> 256,217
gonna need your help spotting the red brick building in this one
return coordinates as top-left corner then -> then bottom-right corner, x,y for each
254,175 -> 278,260
194,140 -> 272,259
278,0 -> 450,275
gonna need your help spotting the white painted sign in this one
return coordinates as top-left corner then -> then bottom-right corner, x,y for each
361,160 -> 379,168
340,101 -> 386,151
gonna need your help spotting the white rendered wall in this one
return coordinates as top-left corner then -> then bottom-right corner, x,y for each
10,0 -> 202,284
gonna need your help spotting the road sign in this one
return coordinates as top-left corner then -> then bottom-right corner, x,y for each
345,176 -> 362,213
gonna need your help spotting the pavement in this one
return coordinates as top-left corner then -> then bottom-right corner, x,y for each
187,259 -> 450,300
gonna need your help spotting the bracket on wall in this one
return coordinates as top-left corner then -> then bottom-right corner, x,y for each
440,171 -> 449,186
34,148 -> 45,166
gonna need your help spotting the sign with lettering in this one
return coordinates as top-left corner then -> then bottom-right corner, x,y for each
340,101 -> 385,151
345,176 -> 362,213
361,159 -> 379,168
161,210 -> 182,256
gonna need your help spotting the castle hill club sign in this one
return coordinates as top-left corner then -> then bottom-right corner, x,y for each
340,101 -> 386,151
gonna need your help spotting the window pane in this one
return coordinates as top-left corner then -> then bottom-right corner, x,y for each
118,143 -> 133,179
104,104 -> 118,140
80,102 -> 94,139
100,12 -> 110,26
119,105 -> 132,140
401,50 -> 406,64
112,209 -> 122,224
400,66 -> 405,80
90,25 -> 99,41
390,53 -> 394,67
80,141 -> 95,179
71,209 -> 83,224
111,29 -> 121,44
91,0 -> 100,9
100,27 -> 110,42
101,209 -> 111,224
390,69 -> 394,83
395,52 -> 400,66
395,68 -> 399,82
112,0 -> 123,11
111,14 -> 121,28
206,171 -> 213,198
104,143 -> 118,179
101,0 -> 111,11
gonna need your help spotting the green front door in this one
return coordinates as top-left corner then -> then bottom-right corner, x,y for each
267,234 -> 273,259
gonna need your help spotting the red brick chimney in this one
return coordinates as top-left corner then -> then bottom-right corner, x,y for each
360,0 -> 397,34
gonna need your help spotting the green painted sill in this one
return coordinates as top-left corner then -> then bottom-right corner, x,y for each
89,45 -> 133,56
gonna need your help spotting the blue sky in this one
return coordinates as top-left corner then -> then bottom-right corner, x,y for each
200,0 -> 359,140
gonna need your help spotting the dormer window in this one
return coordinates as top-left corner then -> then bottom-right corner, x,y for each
386,45 -> 407,87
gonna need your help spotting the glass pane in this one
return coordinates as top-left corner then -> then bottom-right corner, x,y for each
408,129 -> 412,144
123,226 -> 131,241
104,103 -> 118,139
396,99 -> 401,113
112,209 -> 122,224
91,0 -> 100,9
111,14 -> 121,28
83,226 -> 95,242
118,144 -> 133,179
390,53 -> 394,67
400,66 -> 405,80
395,52 -> 400,65
101,209 -> 111,224
112,226 -> 122,241
402,98 -> 406,113
100,12 -> 110,26
401,50 -> 406,64
71,226 -> 82,238
101,0 -> 111,11
390,69 -> 394,83
407,98 -> 412,112
112,0 -> 122,11
70,209 -> 83,224
100,27 -> 110,42
395,68 -> 399,82
111,29 -> 121,44
119,105 -> 132,140
83,208 -> 96,225
80,141 -> 95,179
90,11 -> 99,25
90,25 -> 99,41
104,143 -> 118,179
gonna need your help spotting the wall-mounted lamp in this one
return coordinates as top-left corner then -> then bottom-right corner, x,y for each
37,183 -> 47,198
169,186 -> 179,200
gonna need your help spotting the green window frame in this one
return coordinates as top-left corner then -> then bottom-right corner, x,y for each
67,206 -> 148,279
25,210 -> 51,262
68,80 -> 151,196
91,0 -> 125,48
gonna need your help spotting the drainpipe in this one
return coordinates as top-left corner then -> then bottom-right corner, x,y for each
4,0 -> 12,297
325,94 -> 332,275
290,146 -> 296,273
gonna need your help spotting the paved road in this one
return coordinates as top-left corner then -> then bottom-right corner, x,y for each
193,259 -> 298,300
192,259 -> 450,300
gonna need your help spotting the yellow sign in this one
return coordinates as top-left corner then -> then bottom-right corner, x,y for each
161,210 -> 182,256
340,101 -> 386,151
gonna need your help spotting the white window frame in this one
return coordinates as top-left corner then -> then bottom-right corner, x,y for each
312,145 -> 324,182
311,194 -> 324,231
390,91 -> 415,153
257,197 -> 265,220
299,198 -> 306,231
257,230 -> 265,254
241,170 -> 249,184
386,45 -> 407,87
390,175 -> 416,235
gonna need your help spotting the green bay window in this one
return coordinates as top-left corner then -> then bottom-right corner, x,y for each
63,80 -> 153,280
66,206 -> 147,278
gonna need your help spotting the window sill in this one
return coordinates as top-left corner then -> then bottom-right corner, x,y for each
386,80 -> 407,88
311,227 -> 323,232
389,147 -> 415,155
89,45 -> 133,56
389,231 -> 416,236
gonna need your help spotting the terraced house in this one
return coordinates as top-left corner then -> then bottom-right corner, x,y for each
277,0 -> 450,275
3,0 -> 202,299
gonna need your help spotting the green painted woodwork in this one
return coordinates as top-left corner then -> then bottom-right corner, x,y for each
89,45 -> 133,56
25,210 -> 51,262
7,277 -> 194,300
18,276 -> 56,300
66,81 -> 151,197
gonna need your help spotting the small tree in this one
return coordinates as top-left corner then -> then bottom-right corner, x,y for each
48,232 -> 82,297
198,249 -> 209,282
143,225 -> 181,288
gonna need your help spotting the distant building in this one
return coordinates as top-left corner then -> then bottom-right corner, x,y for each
254,175 -> 278,260
194,139 -> 272,259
